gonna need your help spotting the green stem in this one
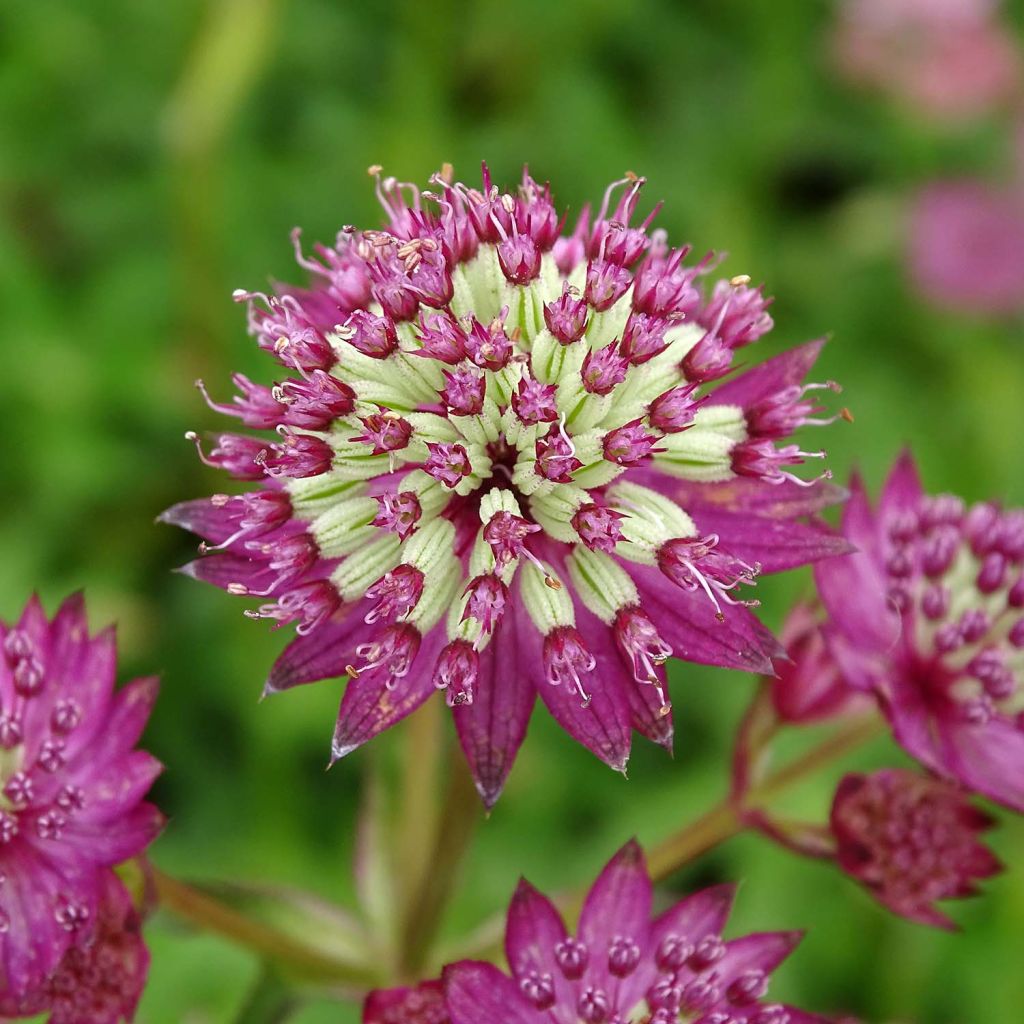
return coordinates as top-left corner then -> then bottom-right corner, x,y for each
232,967 -> 298,1024
153,868 -> 377,987
648,713 -> 884,883
397,744 -> 482,978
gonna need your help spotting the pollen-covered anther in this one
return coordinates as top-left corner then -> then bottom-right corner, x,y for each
658,535 -> 761,619
581,342 -> 630,395
433,639 -> 480,706
602,420 -> 663,466
543,282 -> 589,343
351,413 -> 414,455
512,375 -> 559,425
535,427 -> 584,482
571,503 -> 626,553
462,574 -> 509,634
731,438 -> 829,488
423,442 -> 472,487
365,565 -> 425,625
372,491 -> 422,540
483,511 -> 541,568
543,626 -> 596,706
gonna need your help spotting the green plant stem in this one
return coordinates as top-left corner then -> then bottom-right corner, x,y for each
648,714 -> 884,883
397,744 -> 482,978
153,868 -> 376,987
232,967 -> 298,1024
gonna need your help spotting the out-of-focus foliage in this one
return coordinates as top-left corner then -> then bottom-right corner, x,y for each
2,1 -> 1023,1021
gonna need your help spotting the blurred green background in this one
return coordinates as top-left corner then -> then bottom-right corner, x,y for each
3,1 -> 1024,1021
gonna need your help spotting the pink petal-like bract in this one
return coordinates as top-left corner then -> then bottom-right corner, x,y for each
0,594 -> 163,1001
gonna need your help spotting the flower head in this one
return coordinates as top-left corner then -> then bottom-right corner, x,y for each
831,769 -> 1001,928
0,594 -> 163,998
164,165 -> 846,807
441,840 -> 827,1024
909,179 -> 1024,316
0,870 -> 150,1023
833,0 -> 1021,121
815,453 -> 1024,812
364,980 -> 449,1024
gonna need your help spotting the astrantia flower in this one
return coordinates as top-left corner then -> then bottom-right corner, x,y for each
0,869 -> 150,1023
441,840 -> 827,1023
833,0 -> 1021,121
830,769 -> 1001,928
909,179 -> 1024,316
815,453 -> 1024,812
163,165 -> 847,806
0,595 -> 163,998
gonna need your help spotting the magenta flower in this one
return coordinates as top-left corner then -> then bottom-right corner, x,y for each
163,165 -> 847,807
441,840 -> 827,1023
0,869 -> 150,1023
909,179 -> 1024,316
831,769 -> 1001,928
0,594 -> 163,998
815,453 -> 1024,812
833,0 -> 1021,121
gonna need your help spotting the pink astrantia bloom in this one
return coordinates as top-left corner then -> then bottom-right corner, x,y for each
0,869 -> 150,1023
815,453 -> 1024,812
909,179 -> 1024,315
831,769 -> 1001,928
442,840 -> 827,1024
0,595 -> 163,999
163,165 -> 847,807
833,0 -> 1021,121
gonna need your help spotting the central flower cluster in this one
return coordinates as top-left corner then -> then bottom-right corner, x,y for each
166,165 -> 844,804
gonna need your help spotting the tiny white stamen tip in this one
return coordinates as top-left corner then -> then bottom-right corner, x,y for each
184,431 -> 198,441
231,289 -> 249,301
227,583 -> 249,595
730,274 -> 751,287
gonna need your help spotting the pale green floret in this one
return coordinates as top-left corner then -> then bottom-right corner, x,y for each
286,475 -> 366,520
567,546 -> 640,623
519,561 -> 575,636
398,469 -> 450,520
565,390 -> 611,434
400,517 -> 456,576
479,487 -> 524,523
584,291 -> 634,351
607,480 -> 698,564
325,423 -> 394,480
405,412 -> 461,444
652,403 -> 746,482
408,550 -> 462,634
309,494 -> 380,557
529,485 -> 591,543
331,534 -> 402,601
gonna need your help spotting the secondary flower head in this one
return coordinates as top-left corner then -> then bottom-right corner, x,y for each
830,769 -> 1001,928
815,453 -> 1024,812
0,870 -> 150,1023
0,595 -> 163,999
441,840 -> 827,1024
909,179 -> 1024,316
364,981 -> 448,1024
164,164 -> 846,807
833,0 -> 1022,121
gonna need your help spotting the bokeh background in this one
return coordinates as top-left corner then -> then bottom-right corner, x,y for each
3,1 -> 1024,1021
